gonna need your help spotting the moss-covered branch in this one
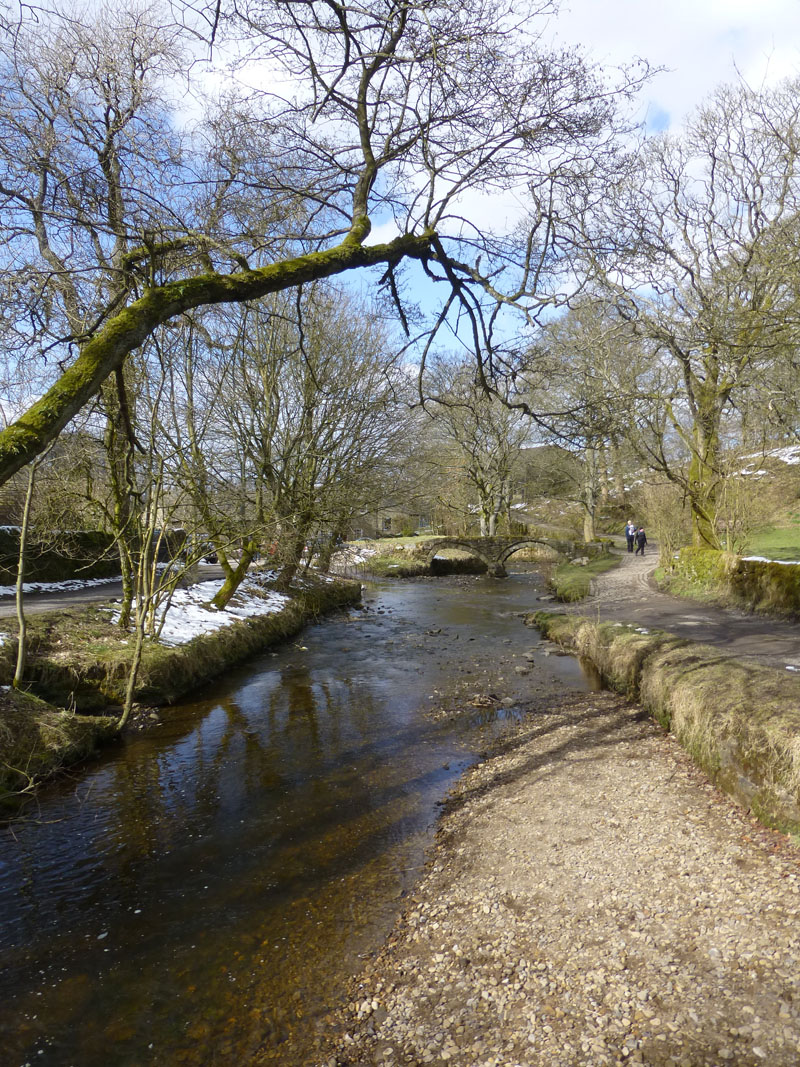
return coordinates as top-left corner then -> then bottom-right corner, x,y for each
0,229 -> 432,486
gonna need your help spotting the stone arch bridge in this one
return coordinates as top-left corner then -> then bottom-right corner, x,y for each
416,535 -> 605,578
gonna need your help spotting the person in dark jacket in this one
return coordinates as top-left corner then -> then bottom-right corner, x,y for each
634,527 -> 647,556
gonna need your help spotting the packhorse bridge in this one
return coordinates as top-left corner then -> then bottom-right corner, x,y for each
416,535 -> 605,578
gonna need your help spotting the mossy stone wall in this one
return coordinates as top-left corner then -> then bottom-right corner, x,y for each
0,528 -> 121,583
670,547 -> 800,617
531,611 -> 800,835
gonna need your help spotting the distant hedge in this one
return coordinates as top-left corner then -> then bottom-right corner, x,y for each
0,528 -> 120,584
670,547 -> 800,617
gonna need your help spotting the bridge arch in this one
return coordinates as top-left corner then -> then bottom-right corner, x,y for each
417,535 -> 585,578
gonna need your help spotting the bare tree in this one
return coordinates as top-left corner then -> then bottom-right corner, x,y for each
525,299 -> 646,539
0,0 -> 647,485
216,286 -> 414,591
594,79 -> 800,547
426,359 -> 530,536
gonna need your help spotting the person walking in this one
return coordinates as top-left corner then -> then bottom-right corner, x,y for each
625,519 -> 636,553
635,527 -> 647,556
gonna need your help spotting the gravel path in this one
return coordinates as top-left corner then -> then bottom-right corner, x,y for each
565,547 -> 800,671
322,552 -> 800,1067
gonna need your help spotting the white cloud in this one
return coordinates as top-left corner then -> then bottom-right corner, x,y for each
550,0 -> 800,131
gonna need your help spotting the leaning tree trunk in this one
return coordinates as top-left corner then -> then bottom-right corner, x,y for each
211,540 -> 256,610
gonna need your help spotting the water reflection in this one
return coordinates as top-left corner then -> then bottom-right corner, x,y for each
0,571 -> 590,1065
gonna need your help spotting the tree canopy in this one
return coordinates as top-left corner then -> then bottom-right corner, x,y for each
0,0 -> 645,484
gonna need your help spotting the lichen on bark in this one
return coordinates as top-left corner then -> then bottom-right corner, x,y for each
0,231 -> 432,486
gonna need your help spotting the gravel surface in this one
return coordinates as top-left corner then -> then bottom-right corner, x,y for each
564,549 -> 800,671
322,553 -> 800,1067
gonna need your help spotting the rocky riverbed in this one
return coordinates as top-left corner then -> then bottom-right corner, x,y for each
322,686 -> 800,1067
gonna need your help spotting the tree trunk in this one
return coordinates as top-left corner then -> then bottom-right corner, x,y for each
12,462 -> 37,689
317,519 -> 348,573
117,605 -> 146,731
688,393 -> 723,549
0,230 -> 433,489
211,542 -> 256,609
582,445 -> 598,542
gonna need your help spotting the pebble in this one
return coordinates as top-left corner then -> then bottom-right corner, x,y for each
324,690 -> 800,1066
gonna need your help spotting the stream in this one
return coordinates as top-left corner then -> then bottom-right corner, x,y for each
0,568 -> 594,1066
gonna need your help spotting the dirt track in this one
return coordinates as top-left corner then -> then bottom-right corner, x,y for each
564,548 -> 800,671
323,550 -> 800,1067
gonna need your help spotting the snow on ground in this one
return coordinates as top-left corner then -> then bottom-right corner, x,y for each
334,545 -> 378,566
113,576 -> 289,647
768,445 -> 800,465
741,445 -> 800,467
742,556 -> 800,565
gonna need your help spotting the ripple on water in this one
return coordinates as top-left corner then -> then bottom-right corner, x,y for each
0,570 -> 592,1064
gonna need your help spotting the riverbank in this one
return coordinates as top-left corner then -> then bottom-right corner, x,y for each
533,611 -> 800,834
0,573 -> 360,804
325,685 -> 800,1067
322,551 -> 800,1066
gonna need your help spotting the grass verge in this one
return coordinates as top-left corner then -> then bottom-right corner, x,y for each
549,553 -> 620,601
745,523 -> 800,562
0,688 -> 117,809
531,611 -> 800,835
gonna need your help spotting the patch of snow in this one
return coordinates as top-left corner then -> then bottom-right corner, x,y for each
110,577 -> 289,647
155,579 -> 289,647
742,557 -> 800,566
767,446 -> 800,465
741,445 -> 800,465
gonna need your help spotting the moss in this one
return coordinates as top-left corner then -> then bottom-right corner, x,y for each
530,610 -> 800,834
364,554 -> 431,578
661,547 -> 800,617
0,231 -> 434,486
0,688 -> 117,808
548,554 -> 621,602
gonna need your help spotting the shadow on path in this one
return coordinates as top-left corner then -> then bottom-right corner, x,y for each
550,544 -> 800,671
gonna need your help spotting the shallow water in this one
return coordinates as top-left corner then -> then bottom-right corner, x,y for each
0,569 -> 591,1065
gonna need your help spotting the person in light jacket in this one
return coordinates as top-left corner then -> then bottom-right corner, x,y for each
625,520 -> 636,553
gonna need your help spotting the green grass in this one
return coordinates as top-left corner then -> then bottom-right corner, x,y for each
550,554 -> 620,601
744,523 -> 800,562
